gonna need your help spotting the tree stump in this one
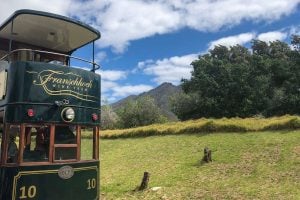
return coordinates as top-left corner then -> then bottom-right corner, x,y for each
202,147 -> 212,163
138,172 -> 150,191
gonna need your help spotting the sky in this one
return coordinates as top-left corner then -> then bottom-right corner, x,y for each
1,0 -> 300,103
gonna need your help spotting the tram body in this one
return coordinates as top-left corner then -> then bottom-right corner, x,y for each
0,10 -> 101,199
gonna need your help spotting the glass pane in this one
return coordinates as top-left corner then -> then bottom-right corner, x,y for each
55,126 -> 76,144
55,147 -> 76,160
7,125 -> 20,163
81,127 -> 94,160
23,126 -> 50,162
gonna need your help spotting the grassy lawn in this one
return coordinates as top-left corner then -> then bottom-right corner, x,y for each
99,130 -> 300,199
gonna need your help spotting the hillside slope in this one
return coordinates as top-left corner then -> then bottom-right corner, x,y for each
111,82 -> 182,121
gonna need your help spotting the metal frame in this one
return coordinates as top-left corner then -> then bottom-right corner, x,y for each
1,123 -> 99,166
0,9 -> 101,54
0,48 -> 100,71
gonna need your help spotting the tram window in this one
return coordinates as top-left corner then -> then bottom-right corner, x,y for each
40,52 -> 66,65
6,125 -> 20,163
55,147 -> 77,160
81,126 -> 94,160
23,126 -> 50,162
54,125 -> 77,161
55,126 -> 76,144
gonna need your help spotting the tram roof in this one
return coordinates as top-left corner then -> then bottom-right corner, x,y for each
0,9 -> 101,53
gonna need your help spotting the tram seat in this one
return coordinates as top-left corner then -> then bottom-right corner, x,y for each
18,50 -> 33,61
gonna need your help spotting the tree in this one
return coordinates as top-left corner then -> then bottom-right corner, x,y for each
101,104 -> 120,130
170,92 -> 200,120
173,36 -> 300,120
117,96 -> 167,128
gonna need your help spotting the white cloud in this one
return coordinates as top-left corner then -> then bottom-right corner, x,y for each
208,32 -> 256,49
69,0 -> 300,52
101,80 -> 118,93
208,28 -> 295,50
69,0 -> 181,53
95,51 -> 107,63
0,0 -> 71,22
2,0 -> 300,53
257,31 -> 288,42
96,69 -> 127,81
98,69 -> 152,101
111,84 -> 153,98
138,53 -> 198,85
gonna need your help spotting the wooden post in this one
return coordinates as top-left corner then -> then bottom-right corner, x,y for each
202,147 -> 212,163
139,172 -> 150,191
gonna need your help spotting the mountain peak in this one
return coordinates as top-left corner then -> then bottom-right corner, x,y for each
112,82 -> 182,121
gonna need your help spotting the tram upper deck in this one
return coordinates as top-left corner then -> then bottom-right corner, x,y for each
0,10 -> 101,125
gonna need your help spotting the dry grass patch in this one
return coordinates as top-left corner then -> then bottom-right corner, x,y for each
101,115 -> 300,139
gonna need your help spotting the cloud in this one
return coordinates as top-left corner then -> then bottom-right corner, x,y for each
101,80 -> 118,93
95,51 -> 107,63
257,31 -> 288,42
208,28 -> 296,50
98,69 -> 152,101
69,0 -> 300,52
2,0 -> 300,53
96,69 -> 127,81
208,32 -> 256,49
69,0 -> 181,53
0,0 -> 71,22
111,84 -> 153,98
138,53 -> 198,85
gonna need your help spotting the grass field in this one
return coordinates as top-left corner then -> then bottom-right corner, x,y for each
99,130 -> 300,199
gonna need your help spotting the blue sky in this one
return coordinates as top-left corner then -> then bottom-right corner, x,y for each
2,0 -> 300,103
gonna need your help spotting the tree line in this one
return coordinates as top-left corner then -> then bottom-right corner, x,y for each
101,35 -> 300,129
101,96 -> 167,129
171,35 -> 300,120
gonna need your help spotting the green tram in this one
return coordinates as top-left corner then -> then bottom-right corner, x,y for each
0,10 -> 101,199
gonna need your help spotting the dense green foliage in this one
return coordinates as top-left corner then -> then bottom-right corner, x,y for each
116,95 -> 167,128
101,104 -> 120,130
172,36 -> 300,120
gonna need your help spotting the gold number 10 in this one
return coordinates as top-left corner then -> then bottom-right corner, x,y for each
87,178 -> 96,189
20,185 -> 37,199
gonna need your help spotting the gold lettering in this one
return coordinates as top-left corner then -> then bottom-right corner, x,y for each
28,70 -> 98,102
33,70 -> 93,89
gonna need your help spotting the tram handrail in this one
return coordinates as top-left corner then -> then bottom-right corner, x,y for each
0,48 -> 100,71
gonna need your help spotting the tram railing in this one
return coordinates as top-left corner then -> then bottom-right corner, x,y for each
0,48 -> 100,71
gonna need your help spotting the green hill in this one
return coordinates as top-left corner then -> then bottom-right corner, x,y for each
111,82 -> 182,121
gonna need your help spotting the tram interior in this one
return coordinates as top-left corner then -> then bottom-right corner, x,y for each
1,124 -> 95,164
0,38 -> 68,65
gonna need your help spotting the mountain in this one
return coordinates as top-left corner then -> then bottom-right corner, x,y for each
111,82 -> 182,121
